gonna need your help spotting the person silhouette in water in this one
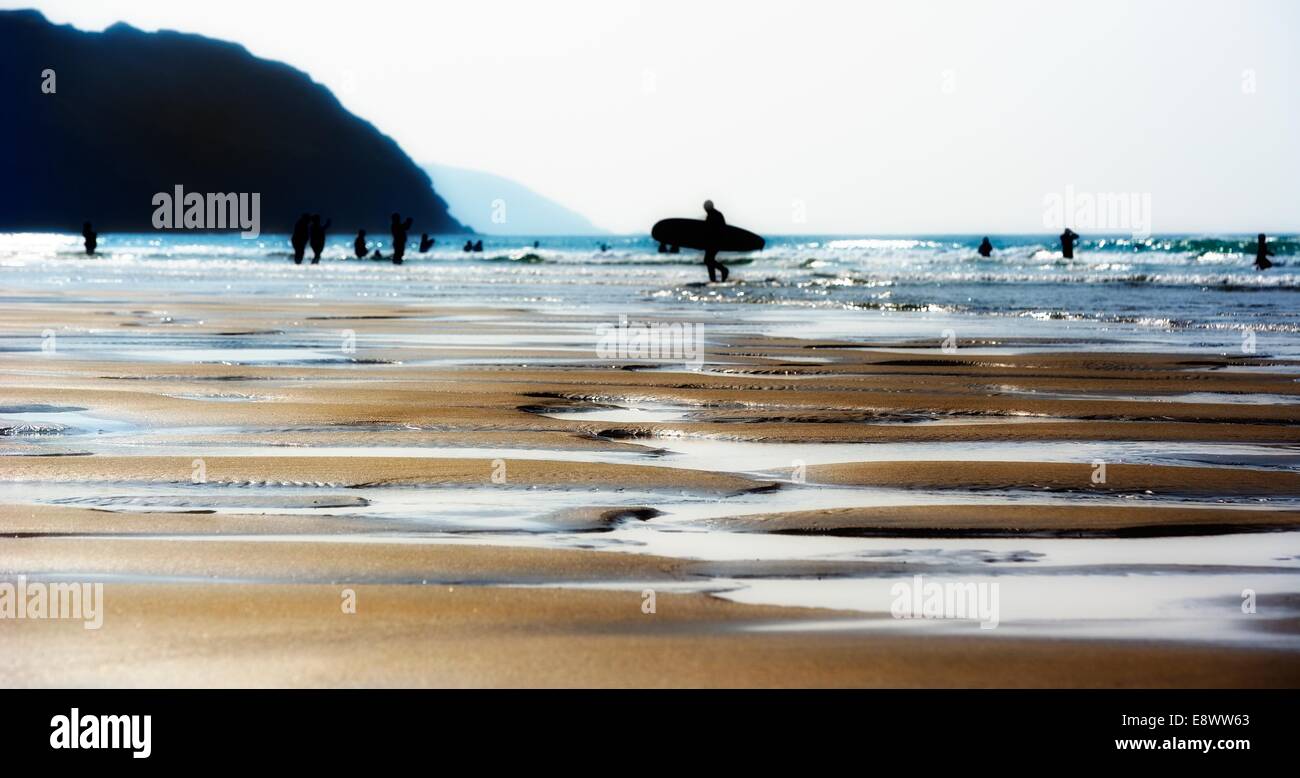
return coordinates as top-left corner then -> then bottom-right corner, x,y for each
354,229 -> 369,259
977,237 -> 993,257
702,200 -> 729,282
81,221 -> 97,256
291,213 -> 310,264
390,212 -> 413,264
1255,233 -> 1274,270
419,233 -> 435,253
309,214 -> 331,264
1059,228 -> 1080,259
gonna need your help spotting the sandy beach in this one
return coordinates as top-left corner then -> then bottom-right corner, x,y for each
6,582 -> 1296,688
1,290 -> 1298,687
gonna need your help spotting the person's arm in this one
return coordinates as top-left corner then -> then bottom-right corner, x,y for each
404,218 -> 413,230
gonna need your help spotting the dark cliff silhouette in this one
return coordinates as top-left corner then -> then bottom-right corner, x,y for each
0,10 -> 468,234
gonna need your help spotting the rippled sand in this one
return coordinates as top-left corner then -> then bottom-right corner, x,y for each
1,291 -> 1298,687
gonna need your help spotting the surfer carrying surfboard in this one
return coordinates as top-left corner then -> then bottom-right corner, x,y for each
650,203 -> 763,282
702,200 -> 729,282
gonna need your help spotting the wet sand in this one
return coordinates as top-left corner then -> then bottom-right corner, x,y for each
798,461 -> 1300,496
4,582 -> 1296,688
1,291 -> 1298,687
709,504 -> 1300,537
0,455 -> 770,492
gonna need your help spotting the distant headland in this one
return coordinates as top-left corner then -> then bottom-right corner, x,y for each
0,9 -> 468,234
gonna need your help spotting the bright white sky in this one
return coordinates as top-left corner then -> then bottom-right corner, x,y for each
14,0 -> 1299,234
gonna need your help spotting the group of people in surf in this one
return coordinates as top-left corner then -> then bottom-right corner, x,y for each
976,230 -> 1276,270
295,212 -> 431,264
974,229 -> 1086,261
74,203 -> 1282,277
350,213 -> 430,264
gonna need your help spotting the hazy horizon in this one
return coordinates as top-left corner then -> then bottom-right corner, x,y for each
9,0 -> 1299,235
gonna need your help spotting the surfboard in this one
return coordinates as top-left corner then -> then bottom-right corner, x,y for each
651,218 -> 765,252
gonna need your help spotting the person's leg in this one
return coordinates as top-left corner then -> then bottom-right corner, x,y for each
704,251 -> 718,282
719,261 -> 729,282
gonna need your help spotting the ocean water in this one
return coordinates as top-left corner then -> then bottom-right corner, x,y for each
1,231 -> 1298,354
